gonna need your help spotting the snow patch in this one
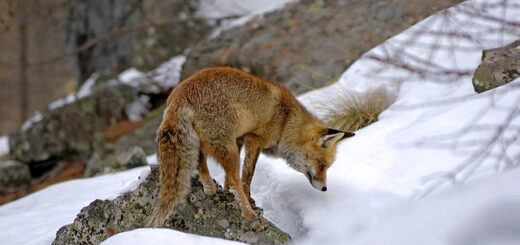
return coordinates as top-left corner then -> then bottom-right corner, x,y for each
0,136 -> 9,156
118,55 -> 186,94
148,55 -> 186,92
20,111 -> 44,132
125,95 -> 150,121
77,73 -> 99,98
118,68 -> 146,88
203,0 -> 296,38
0,167 -> 146,245
101,228 -> 243,245
119,167 -> 151,193
48,73 -> 100,111
146,154 -> 158,165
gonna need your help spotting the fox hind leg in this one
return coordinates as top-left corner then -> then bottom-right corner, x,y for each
198,151 -> 217,195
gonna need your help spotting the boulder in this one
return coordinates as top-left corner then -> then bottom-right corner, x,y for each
52,166 -> 290,245
9,82 -> 139,163
0,160 -> 31,189
84,146 -> 147,177
65,0 -> 210,83
115,104 -> 165,156
472,40 -> 520,93
182,0 -> 462,95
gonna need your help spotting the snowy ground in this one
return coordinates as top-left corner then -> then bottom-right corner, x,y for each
1,0 -> 520,244
0,136 -> 8,156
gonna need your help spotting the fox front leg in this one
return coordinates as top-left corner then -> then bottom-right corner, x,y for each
213,143 -> 256,220
224,140 -> 243,191
241,144 -> 260,200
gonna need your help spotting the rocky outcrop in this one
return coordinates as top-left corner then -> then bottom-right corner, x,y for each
65,0 -> 210,83
84,104 -> 165,177
114,104 -> 165,156
9,82 -> 139,163
84,146 -> 147,176
182,0 -> 462,95
53,166 -> 290,245
472,40 -> 520,93
0,160 -> 31,189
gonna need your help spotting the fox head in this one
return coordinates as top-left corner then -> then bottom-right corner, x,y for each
281,127 -> 355,192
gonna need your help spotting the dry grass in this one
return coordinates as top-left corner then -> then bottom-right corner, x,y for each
319,86 -> 396,132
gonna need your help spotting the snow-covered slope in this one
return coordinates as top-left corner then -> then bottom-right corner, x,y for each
1,0 -> 520,244
0,168 -> 146,245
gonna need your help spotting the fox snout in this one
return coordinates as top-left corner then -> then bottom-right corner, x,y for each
305,170 -> 327,192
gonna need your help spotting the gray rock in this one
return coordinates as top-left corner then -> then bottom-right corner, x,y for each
0,160 -> 31,188
65,0 -> 210,83
52,166 -> 290,245
472,40 -> 520,93
9,82 -> 139,163
182,0 -> 462,95
117,146 -> 147,169
84,146 -> 147,177
115,104 -> 165,156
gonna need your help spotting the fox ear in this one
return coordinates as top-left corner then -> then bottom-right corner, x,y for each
320,128 -> 355,148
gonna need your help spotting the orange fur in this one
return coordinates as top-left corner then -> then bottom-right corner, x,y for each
146,67 -> 354,227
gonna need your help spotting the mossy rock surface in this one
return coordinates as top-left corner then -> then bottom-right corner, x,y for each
52,166 -> 290,245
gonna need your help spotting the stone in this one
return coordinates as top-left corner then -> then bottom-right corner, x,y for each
0,160 -> 31,188
115,104 -> 165,156
472,40 -> 520,93
84,146 -> 147,177
52,166 -> 290,245
9,82 -> 139,164
117,146 -> 147,169
182,0 -> 462,95
65,0 -> 210,83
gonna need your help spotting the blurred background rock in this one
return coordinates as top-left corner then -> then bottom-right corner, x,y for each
0,0 -> 209,135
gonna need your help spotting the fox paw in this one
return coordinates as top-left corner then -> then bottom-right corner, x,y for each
201,179 -> 217,195
253,206 -> 264,217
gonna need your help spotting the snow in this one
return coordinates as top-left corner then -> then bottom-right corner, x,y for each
47,73 -> 99,110
0,136 -> 9,156
77,73 -> 99,98
125,95 -> 150,121
352,167 -> 520,245
120,55 -> 186,121
20,111 -> 44,132
118,55 -> 186,94
198,0 -> 296,38
2,0 -> 520,245
102,228 -> 243,245
197,0 -> 294,19
148,55 -> 186,92
0,167 -> 146,245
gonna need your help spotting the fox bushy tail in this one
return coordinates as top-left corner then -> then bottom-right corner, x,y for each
146,109 -> 200,227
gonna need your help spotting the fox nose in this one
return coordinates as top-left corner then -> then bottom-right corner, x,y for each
321,186 -> 327,192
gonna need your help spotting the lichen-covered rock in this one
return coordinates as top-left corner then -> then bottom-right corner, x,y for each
472,40 -> 520,93
0,160 -> 31,188
83,104 -> 165,177
53,166 -> 290,245
8,83 -> 139,163
84,146 -> 148,177
182,0 -> 461,95
115,104 -> 165,156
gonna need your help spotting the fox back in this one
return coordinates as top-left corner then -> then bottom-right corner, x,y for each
146,67 -> 354,227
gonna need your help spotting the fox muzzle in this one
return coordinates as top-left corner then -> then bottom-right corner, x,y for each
306,171 -> 327,192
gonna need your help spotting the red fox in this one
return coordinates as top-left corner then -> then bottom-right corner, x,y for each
146,67 -> 354,227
